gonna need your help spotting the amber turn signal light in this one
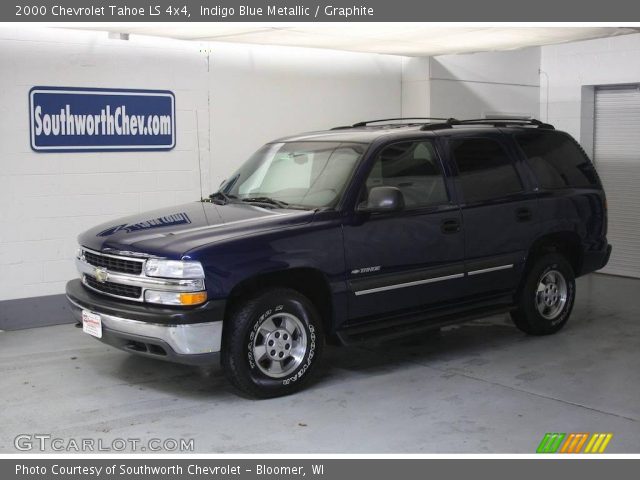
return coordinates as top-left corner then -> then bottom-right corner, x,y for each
179,291 -> 208,305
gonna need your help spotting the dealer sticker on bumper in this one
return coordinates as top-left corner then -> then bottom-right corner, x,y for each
82,310 -> 102,339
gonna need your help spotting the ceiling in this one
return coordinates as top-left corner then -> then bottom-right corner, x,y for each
76,25 -> 640,56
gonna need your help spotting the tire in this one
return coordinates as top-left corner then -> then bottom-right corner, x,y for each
511,253 -> 576,335
221,288 -> 324,398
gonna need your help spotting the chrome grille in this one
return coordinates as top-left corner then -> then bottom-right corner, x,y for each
76,247 -> 204,304
83,249 -> 144,275
83,274 -> 142,300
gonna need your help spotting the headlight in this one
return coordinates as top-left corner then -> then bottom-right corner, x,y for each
144,259 -> 205,279
144,290 -> 208,306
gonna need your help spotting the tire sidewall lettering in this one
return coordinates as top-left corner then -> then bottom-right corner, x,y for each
247,307 -> 274,369
282,325 -> 315,386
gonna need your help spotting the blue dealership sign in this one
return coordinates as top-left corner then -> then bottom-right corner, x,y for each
29,86 -> 175,152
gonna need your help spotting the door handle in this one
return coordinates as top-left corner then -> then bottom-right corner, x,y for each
516,207 -> 532,222
441,218 -> 461,234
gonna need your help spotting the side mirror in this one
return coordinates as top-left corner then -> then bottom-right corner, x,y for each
358,186 -> 405,213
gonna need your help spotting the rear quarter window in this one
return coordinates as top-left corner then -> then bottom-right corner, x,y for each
515,132 -> 600,189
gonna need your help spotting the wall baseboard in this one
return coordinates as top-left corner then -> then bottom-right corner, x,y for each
0,294 -> 74,331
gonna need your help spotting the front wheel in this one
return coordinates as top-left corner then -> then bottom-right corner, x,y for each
221,288 -> 324,398
511,253 -> 576,335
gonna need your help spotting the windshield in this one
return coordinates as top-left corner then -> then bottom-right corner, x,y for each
217,142 -> 365,209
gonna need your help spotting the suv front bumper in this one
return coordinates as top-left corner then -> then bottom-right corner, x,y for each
66,279 -> 224,365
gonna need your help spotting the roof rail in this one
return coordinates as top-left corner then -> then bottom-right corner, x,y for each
332,117 -> 449,130
421,118 -> 555,131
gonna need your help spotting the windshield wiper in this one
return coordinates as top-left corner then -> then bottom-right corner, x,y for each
207,191 -> 238,205
241,196 -> 291,208
210,193 -> 309,210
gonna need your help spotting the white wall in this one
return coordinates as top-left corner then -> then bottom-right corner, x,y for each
540,33 -> 640,148
208,42 -> 402,189
401,57 -> 431,117
0,28 -> 403,302
400,48 -> 540,120
0,28 -> 209,301
429,48 -> 540,119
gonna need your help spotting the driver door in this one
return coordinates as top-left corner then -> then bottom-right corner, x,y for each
342,140 -> 465,322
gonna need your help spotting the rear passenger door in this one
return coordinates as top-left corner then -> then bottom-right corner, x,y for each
448,134 -> 539,297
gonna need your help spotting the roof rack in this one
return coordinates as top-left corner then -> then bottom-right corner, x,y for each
420,118 -> 555,131
331,117 -> 449,130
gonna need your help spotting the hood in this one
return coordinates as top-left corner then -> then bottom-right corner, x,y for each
78,201 -> 316,259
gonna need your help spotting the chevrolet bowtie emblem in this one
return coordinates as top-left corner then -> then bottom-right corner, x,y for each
94,267 -> 109,284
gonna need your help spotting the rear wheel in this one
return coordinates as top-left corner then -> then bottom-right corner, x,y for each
221,288 -> 324,398
511,253 -> 575,335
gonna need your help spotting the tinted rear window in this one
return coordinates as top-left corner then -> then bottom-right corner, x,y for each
515,133 -> 599,189
451,137 -> 523,203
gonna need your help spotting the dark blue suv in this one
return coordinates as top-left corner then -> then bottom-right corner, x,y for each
66,118 -> 612,398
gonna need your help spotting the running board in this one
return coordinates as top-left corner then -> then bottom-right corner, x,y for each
336,301 -> 515,345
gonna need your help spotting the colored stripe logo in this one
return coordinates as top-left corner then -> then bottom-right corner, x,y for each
584,433 -> 614,453
537,433 -> 613,453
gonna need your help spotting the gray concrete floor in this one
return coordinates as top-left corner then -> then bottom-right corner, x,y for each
1,273 -> 638,453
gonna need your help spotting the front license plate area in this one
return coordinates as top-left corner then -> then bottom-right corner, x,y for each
82,310 -> 102,339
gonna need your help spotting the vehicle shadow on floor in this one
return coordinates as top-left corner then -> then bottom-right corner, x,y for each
314,315 -> 527,380
105,314 -> 533,399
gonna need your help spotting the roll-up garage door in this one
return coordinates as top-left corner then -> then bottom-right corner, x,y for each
594,85 -> 640,278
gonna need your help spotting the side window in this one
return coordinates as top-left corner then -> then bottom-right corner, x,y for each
515,133 -> 599,189
451,137 -> 523,203
365,141 -> 448,208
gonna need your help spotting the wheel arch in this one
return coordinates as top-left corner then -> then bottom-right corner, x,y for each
524,231 -> 583,278
224,267 -> 335,339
